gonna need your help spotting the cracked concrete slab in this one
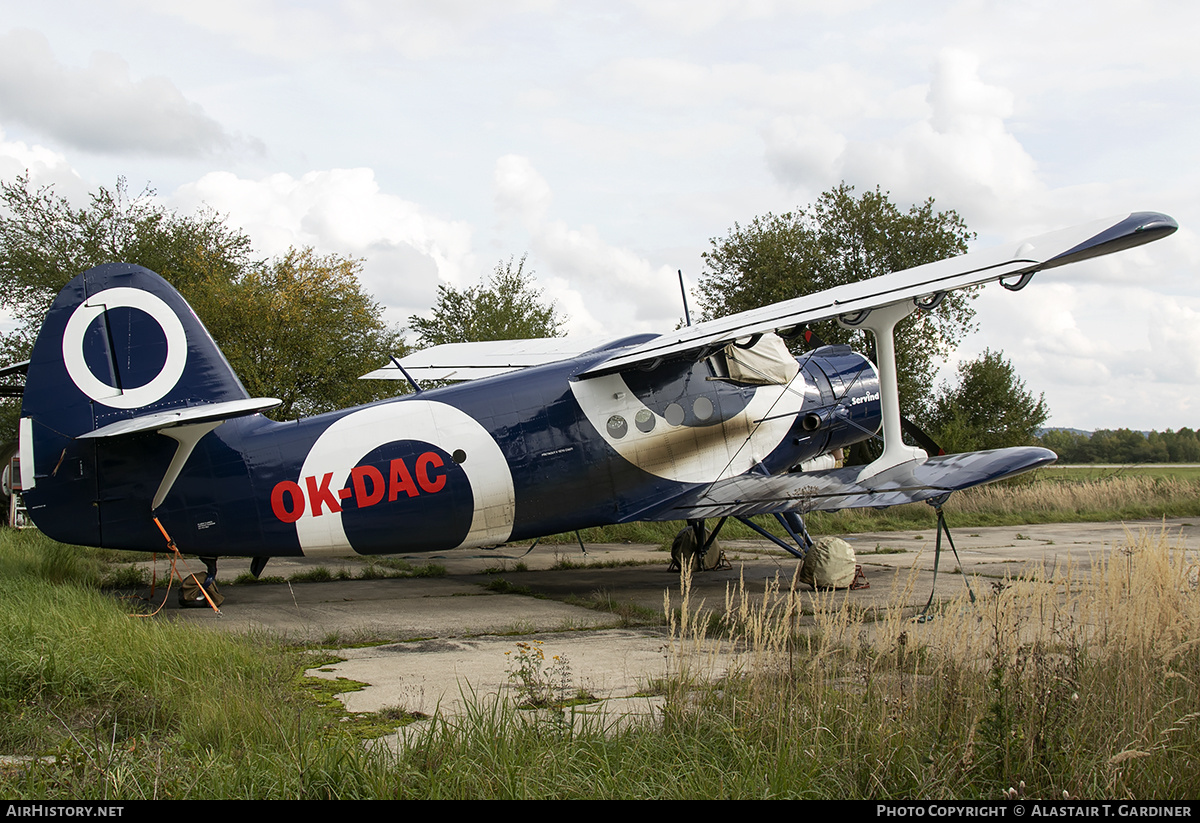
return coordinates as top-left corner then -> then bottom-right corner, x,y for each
141,517 -> 1198,724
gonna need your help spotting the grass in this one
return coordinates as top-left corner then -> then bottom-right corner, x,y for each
1043,464 -> 1200,481
549,552 -> 661,570
2,466 -> 1200,798
649,528 -> 1200,799
561,589 -> 662,627
391,526 -> 1200,798
483,577 -> 539,597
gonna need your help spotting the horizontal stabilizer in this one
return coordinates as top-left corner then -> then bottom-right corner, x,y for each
0,360 -> 29,378
77,398 -> 281,439
637,447 -> 1056,520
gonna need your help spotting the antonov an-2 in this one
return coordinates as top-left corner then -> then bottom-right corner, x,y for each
14,211 -> 1177,579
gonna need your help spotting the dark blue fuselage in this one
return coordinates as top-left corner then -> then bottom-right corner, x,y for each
32,343 -> 880,557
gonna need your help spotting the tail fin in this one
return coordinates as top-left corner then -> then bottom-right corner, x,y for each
20,263 -> 272,546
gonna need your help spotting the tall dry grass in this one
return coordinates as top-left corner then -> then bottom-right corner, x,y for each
948,474 -> 1200,522
662,528 -> 1200,798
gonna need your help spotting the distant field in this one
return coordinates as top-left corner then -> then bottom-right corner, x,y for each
1040,463 -> 1200,481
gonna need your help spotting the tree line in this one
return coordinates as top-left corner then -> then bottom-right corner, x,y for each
1038,428 -> 1200,464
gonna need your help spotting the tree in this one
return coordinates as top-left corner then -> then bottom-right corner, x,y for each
697,182 -> 977,419
408,254 -> 564,348
926,349 -> 1049,453
0,174 -> 251,362
188,249 -> 406,420
0,175 -> 403,426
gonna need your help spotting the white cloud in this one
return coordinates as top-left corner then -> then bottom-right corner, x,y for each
960,276 -> 1200,430
0,126 -> 86,194
491,155 -> 681,337
763,116 -> 846,190
533,220 -> 680,332
627,0 -> 871,34
1,0 -> 1193,430
140,0 -> 556,61
591,58 -> 880,120
170,168 -> 475,320
0,29 -> 235,157
764,49 -> 1044,227
494,154 -> 552,231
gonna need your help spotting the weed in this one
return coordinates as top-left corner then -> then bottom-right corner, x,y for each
504,641 -> 582,709
289,566 -> 351,583
409,563 -> 447,578
4,521 -> 1200,798
483,559 -> 528,574
100,564 -> 149,589
233,573 -> 286,585
484,577 -> 539,597
370,558 -> 414,572
563,589 -> 662,626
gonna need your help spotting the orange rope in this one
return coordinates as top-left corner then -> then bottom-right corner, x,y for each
131,518 -> 221,616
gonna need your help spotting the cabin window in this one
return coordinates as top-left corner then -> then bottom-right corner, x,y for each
606,415 -> 628,438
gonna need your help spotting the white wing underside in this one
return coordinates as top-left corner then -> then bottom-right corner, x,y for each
361,335 -> 611,382
365,213 -> 1175,383
581,212 -> 1176,377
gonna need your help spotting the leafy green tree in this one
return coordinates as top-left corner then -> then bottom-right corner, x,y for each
697,182 -> 977,418
1159,428 -> 1200,462
0,174 -> 251,361
1038,429 -> 1093,462
408,254 -> 564,348
188,249 -> 406,419
0,174 -> 402,425
927,349 -> 1049,452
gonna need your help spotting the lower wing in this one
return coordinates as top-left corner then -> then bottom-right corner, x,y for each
632,447 -> 1056,520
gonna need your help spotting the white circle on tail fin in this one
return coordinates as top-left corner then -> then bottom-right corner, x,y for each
61,287 -> 188,409
293,400 -> 515,555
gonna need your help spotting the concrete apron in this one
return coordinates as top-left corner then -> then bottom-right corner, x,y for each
149,517 -> 1199,736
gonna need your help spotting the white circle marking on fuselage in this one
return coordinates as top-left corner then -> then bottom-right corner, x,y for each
293,400 -> 515,556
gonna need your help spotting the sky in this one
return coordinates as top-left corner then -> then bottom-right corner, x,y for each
0,0 -> 1196,431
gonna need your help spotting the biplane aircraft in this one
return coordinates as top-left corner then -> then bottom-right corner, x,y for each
15,211 -> 1177,579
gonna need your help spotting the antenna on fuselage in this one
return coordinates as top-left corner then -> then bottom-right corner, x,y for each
678,269 -> 692,327
390,355 -> 423,395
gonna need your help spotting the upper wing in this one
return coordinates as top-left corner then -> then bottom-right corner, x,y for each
361,336 -> 613,382
632,447 -> 1056,521
582,212 -> 1177,379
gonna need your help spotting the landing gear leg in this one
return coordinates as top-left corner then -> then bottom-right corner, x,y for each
199,556 -> 218,588
735,514 -> 809,559
671,517 -> 730,571
778,512 -> 814,553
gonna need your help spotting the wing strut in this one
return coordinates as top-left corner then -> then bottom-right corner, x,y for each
840,301 -> 927,479
152,422 -> 222,510
917,499 -> 977,622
